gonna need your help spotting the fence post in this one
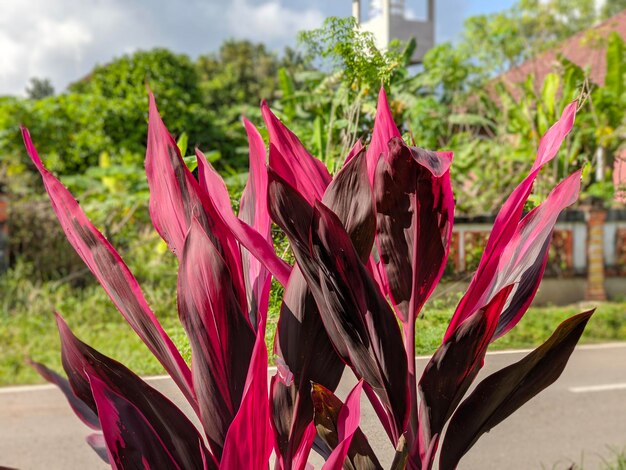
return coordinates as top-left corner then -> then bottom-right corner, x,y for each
585,204 -> 607,301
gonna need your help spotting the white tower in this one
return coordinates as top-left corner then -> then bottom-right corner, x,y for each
352,0 -> 435,64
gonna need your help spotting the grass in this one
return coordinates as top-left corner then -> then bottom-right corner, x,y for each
546,447 -> 626,469
1,249 -> 626,385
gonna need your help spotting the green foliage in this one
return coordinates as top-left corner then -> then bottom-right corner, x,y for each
461,0 -> 598,74
601,0 -> 626,19
3,260 -> 625,386
196,40 -> 282,109
1,49 -> 219,176
25,77 -> 54,100
8,198 -> 84,282
298,16 -> 410,90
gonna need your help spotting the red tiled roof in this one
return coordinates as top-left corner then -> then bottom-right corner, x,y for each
496,9 -> 626,97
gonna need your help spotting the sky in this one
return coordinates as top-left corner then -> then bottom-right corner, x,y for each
0,0 -> 516,96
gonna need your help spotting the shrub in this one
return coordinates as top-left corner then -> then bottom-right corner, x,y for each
8,198 -> 84,282
24,88 -> 592,469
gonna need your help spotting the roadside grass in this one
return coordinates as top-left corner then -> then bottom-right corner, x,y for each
545,447 -> 626,469
602,448 -> 626,470
2,259 -> 626,385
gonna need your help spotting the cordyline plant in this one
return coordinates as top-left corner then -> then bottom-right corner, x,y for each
22,87 -> 593,470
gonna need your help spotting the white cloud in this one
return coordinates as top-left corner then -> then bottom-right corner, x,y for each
226,0 -> 324,42
0,0 -> 325,96
0,0 -> 476,96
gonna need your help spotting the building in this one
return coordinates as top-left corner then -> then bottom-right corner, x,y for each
497,9 -> 626,98
494,9 -> 626,204
351,0 -> 435,64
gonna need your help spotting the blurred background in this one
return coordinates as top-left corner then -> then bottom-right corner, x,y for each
0,0 -> 625,396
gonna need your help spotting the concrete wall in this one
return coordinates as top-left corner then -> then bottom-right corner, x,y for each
433,277 -> 626,307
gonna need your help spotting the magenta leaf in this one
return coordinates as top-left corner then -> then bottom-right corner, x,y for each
196,146 -> 291,291
440,310 -> 594,469
54,313 -> 212,469
88,374 -> 214,470
85,433 -> 109,463
27,358 -> 100,430
366,87 -> 402,184
178,218 -> 256,459
374,138 -> 454,324
238,118 -> 276,326
342,139 -> 364,167
269,172 -> 408,443
445,103 -> 577,341
445,170 -> 582,343
21,127 -> 196,412
262,101 -> 331,203
321,380 -> 365,470
415,286 -> 512,467
145,92 -> 247,310
312,382 -> 382,470
220,312 -> 273,468
294,422 -> 317,470
270,151 -> 379,463
491,170 -> 581,338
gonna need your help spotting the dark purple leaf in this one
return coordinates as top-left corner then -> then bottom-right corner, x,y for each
21,127 -> 196,413
374,139 -> 453,324
270,151 -> 376,464
89,374 -> 211,470
415,286 -> 512,467
54,313 -> 213,469
269,172 -> 408,444
178,218 -> 255,459
440,310 -> 594,469
27,358 -> 100,430
312,382 -> 383,470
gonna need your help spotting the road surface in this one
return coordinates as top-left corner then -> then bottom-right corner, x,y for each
1,343 -> 625,469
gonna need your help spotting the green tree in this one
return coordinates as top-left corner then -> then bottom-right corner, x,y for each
460,0 -> 597,74
196,40 -> 281,110
1,49 -> 220,176
25,78 -> 54,99
602,0 -> 626,19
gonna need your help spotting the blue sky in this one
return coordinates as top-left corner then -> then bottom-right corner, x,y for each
0,0 -> 516,96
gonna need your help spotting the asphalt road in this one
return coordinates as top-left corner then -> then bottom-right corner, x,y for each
1,343 -> 625,469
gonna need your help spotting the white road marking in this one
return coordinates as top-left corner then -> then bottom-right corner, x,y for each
0,383 -> 57,394
569,383 -> 626,393
0,366 -> 279,394
2,343 -> 624,395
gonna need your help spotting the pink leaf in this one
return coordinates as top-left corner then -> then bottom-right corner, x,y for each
444,102 -> 578,342
195,147 -> 291,291
146,92 -> 247,310
322,380 -> 365,470
220,314 -> 273,469
178,218 -> 256,459
342,139 -> 364,167
21,127 -> 196,412
366,87 -> 402,185
239,118 -> 276,325
262,101 -> 331,203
